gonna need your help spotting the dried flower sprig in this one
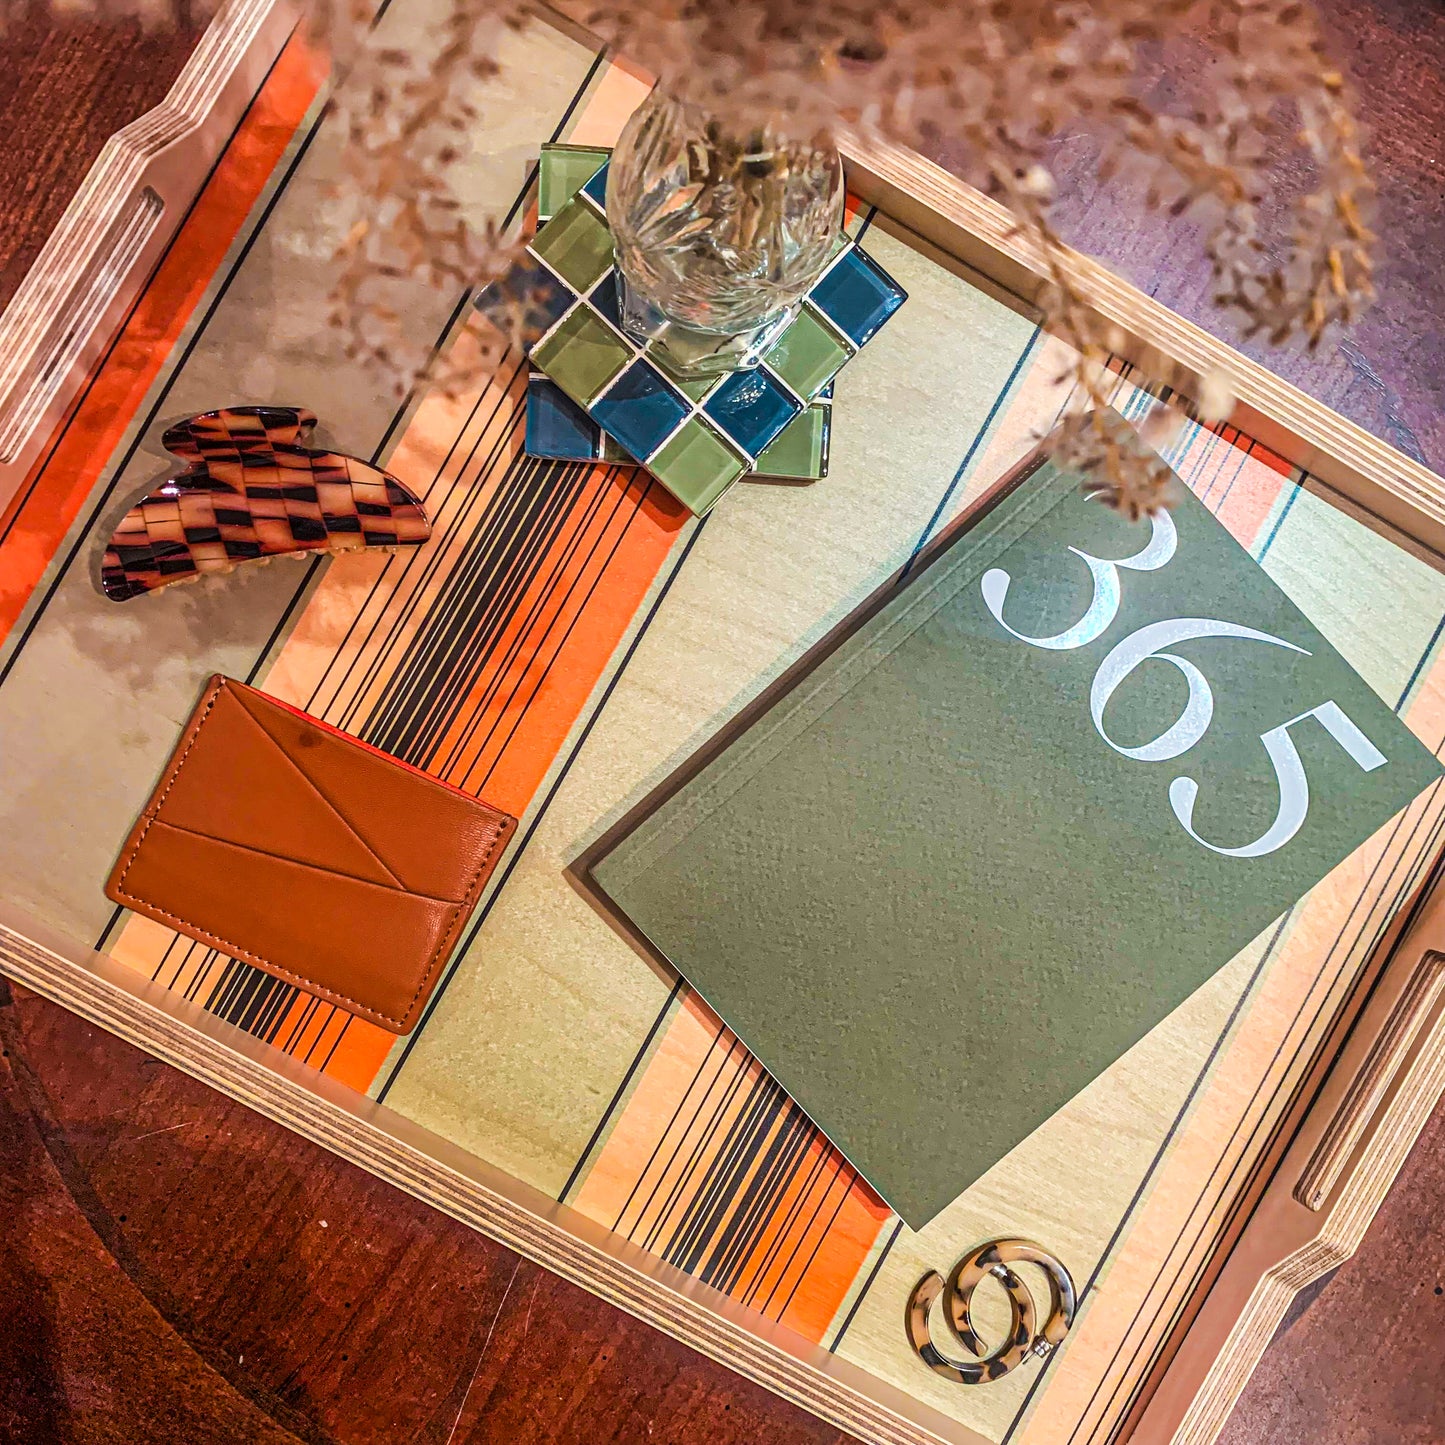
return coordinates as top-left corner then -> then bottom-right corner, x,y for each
24,0 -> 1376,509
570,0 -> 1374,504
301,0 -> 534,392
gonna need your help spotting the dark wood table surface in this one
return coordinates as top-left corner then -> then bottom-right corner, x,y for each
1,8 -> 1442,1443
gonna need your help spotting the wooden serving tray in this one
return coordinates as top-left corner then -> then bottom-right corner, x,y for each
3,4 -> 1445,1443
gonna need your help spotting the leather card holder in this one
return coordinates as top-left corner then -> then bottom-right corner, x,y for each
105,675 -> 516,1034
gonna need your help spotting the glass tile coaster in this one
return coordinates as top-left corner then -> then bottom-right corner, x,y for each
482,143 -> 900,513
524,150 -> 835,484
525,370 -> 832,480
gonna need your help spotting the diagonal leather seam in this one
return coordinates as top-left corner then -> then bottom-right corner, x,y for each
142,819 -> 467,906
216,684 -> 407,889
112,814 -> 510,1032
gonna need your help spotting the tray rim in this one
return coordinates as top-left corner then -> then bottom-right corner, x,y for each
0,0 -> 300,516
836,130 -> 1445,568
2,5 -> 1445,1443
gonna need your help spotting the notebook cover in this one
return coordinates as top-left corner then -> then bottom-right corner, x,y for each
106,676 -> 516,1033
578,439 -> 1444,1228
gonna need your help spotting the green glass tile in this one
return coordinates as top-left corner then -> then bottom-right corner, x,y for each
652,350 -> 720,403
532,305 -> 631,405
675,373 -> 718,403
531,196 -> 615,294
649,417 -> 748,515
538,144 -> 611,223
753,403 -> 829,480
762,306 -> 852,402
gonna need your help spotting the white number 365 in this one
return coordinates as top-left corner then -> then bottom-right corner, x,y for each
982,509 -> 1387,859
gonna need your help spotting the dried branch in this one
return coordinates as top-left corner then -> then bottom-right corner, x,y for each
24,0 -> 1377,507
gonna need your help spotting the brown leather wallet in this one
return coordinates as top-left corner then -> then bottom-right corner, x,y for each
106,675 -> 516,1033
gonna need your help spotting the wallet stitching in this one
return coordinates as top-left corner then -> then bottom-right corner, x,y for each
112,677 -> 513,1030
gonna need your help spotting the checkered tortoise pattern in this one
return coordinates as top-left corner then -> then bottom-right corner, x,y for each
101,406 -> 431,602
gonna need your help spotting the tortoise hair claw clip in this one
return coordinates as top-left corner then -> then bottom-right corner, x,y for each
101,406 -> 431,602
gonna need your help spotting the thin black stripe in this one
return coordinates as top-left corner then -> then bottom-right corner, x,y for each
390,458 -> 592,766
668,1073 -> 780,1271
327,362 -> 531,732
610,1020 -> 732,1233
775,1155 -> 857,1319
281,995 -> 321,1054
640,1054 -> 760,1249
181,945 -> 216,1002
301,1009 -> 339,1067
757,1152 -> 847,1318
94,904 -> 127,955
903,323 -> 1042,574
376,514 -> 709,1098
244,554 -> 326,685
743,1127 -> 829,1310
319,1013 -> 351,1071
366,448 -> 577,758
670,1073 -> 790,1268
705,1105 -> 815,1293
558,973 -> 685,1204
437,461 -> 625,777
151,926 -> 184,983
640,1044 -> 756,1251
467,471 -> 649,792
827,1218 -> 904,1352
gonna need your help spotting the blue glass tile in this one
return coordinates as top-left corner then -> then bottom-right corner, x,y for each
589,271 -> 623,330
807,246 -> 906,347
591,360 -> 690,461
526,374 -> 603,459
702,367 -> 801,459
582,160 -> 610,210
473,259 -> 575,348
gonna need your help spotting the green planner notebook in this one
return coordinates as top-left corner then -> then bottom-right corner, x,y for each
579,442 -> 1444,1228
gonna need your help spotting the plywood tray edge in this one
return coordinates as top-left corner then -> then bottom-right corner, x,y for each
0,908 -> 982,1445
0,0 -> 297,510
